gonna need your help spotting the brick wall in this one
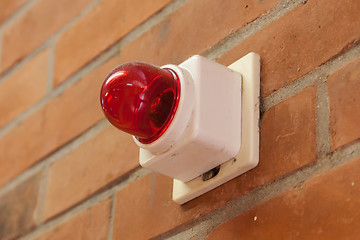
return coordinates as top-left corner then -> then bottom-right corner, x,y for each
0,0 -> 360,239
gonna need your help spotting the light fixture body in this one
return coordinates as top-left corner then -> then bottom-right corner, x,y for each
100,53 -> 260,204
135,55 -> 242,182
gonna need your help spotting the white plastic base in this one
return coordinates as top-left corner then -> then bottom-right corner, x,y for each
172,52 -> 260,204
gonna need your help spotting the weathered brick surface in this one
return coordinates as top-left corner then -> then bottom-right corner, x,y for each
35,198 -> 111,240
0,56 -> 118,187
328,56 -> 360,151
1,0 -> 359,239
112,87 -> 317,239
43,126 -> 138,220
1,0 -> 93,74
0,0 -> 28,25
260,87 -> 317,176
218,0 -> 360,96
0,48 -> 48,128
53,0 -> 172,86
206,156 -> 360,240
0,172 -> 42,240
120,0 -> 279,65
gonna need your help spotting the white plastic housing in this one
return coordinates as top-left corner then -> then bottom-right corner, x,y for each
173,52 -> 260,204
137,55 -> 242,182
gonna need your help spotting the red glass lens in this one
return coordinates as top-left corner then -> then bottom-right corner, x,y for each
100,62 -> 180,143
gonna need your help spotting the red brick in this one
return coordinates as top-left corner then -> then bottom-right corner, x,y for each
0,172 -> 42,240
43,126 -> 138,220
218,0 -> 360,97
35,198 -> 111,240
120,0 -> 279,65
259,87 -> 317,177
1,0 -> 93,73
53,0 -> 172,87
0,0 -> 28,25
0,56 -> 119,187
112,87 -> 317,240
206,157 -> 360,240
0,48 -> 48,128
328,56 -> 360,151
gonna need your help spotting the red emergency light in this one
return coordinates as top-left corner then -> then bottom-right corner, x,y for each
100,62 -> 180,144
98,53 -> 260,205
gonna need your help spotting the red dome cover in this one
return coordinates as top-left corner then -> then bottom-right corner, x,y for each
100,62 -> 180,143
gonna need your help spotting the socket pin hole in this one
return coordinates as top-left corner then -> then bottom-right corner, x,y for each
201,166 -> 220,181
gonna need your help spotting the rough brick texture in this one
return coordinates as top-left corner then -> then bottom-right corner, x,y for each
0,0 -> 28,25
0,48 -> 49,128
120,0 -> 279,65
328,56 -> 360,151
35,198 -> 111,240
1,0 -> 92,74
53,0 -> 172,86
0,172 -> 42,240
0,56 -> 118,187
0,0 -> 359,239
206,156 -> 360,240
43,126 -> 138,220
218,0 -> 360,96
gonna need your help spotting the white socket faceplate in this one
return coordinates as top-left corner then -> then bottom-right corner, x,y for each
172,53 -> 260,204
